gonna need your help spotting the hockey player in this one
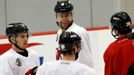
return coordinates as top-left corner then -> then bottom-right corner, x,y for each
0,23 -> 40,75
36,31 -> 96,75
54,0 -> 94,68
103,11 -> 134,75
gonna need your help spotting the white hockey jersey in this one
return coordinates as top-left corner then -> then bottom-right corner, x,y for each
57,23 -> 94,68
0,48 -> 40,75
36,60 -> 96,75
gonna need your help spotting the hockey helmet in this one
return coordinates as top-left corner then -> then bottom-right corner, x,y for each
59,31 -> 81,52
6,22 -> 29,37
110,11 -> 132,35
54,0 -> 73,12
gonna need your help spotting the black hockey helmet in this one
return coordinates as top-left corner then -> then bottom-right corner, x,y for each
54,0 -> 73,12
6,22 -> 29,37
59,31 -> 81,53
110,11 -> 132,35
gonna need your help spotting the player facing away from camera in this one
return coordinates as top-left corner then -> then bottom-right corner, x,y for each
54,0 -> 94,68
103,11 -> 134,75
0,23 -> 40,75
36,31 -> 96,75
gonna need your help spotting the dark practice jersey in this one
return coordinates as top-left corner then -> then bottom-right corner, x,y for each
104,36 -> 134,75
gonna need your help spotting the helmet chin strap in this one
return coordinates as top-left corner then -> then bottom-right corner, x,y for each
75,52 -> 79,60
13,43 -> 26,51
9,36 -> 26,52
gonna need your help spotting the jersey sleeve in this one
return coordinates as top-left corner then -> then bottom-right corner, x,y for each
77,28 -> 94,68
103,43 -> 118,75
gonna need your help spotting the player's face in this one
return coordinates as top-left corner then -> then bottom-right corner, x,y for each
56,11 -> 73,30
15,33 -> 29,49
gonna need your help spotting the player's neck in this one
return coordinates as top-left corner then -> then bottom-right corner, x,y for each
12,45 -> 24,52
62,29 -> 66,32
63,55 -> 75,61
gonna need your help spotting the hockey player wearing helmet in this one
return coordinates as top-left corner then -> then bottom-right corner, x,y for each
103,11 -> 134,75
0,23 -> 40,75
110,11 -> 132,39
6,23 -> 29,51
55,0 -> 94,68
36,31 -> 96,75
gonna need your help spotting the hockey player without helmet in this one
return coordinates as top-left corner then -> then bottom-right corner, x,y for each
6,22 -> 29,36
110,11 -> 132,34
59,32 -> 81,52
54,0 -> 73,12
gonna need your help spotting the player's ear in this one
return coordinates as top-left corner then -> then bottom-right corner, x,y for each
10,36 -> 15,43
74,45 -> 79,53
